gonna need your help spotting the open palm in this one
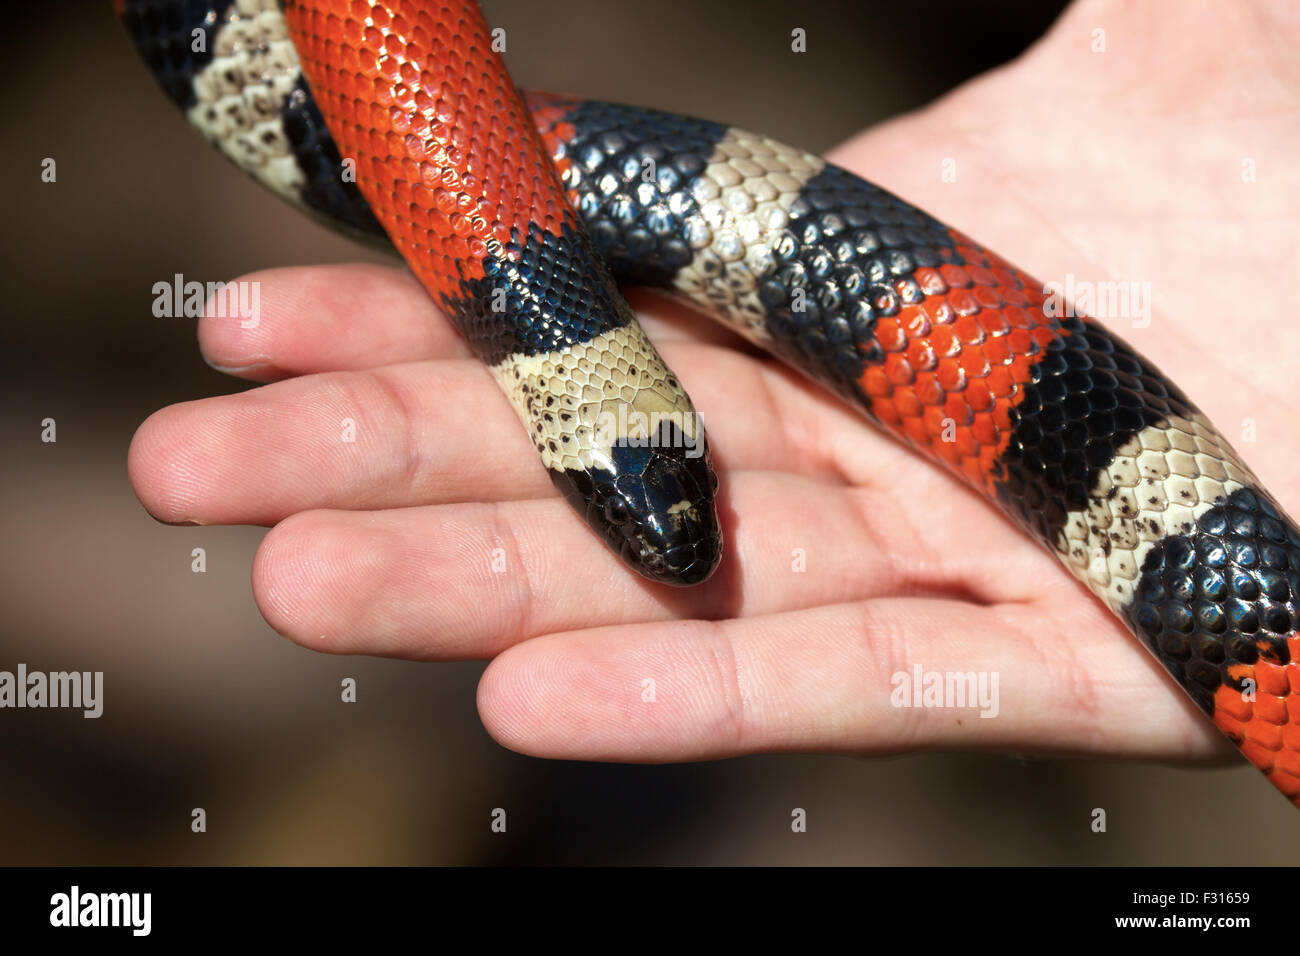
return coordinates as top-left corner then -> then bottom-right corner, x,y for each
128,0 -> 1297,766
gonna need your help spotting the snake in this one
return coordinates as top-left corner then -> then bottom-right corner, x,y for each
117,0 -> 1300,808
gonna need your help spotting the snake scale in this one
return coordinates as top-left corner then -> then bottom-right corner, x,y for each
117,0 -> 1300,807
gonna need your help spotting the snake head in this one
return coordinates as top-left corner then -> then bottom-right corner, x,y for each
487,310 -> 724,587
550,421 -> 723,587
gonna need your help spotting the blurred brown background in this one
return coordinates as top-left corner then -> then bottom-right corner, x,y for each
2,0 -> 1292,865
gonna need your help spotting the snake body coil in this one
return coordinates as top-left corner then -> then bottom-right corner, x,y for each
119,0 -> 1300,807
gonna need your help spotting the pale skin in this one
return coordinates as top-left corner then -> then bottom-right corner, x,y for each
129,0 -> 1299,768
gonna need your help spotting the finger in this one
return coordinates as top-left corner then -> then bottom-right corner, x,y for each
196,263 -> 471,382
129,343 -> 875,526
194,265 -> 764,385
130,357 -> 540,526
250,470 -> 1052,659
476,595 -> 1233,764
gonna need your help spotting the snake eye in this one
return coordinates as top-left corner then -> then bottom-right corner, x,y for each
604,495 -> 631,526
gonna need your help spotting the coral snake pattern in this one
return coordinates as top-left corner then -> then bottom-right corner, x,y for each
118,0 -> 1300,806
